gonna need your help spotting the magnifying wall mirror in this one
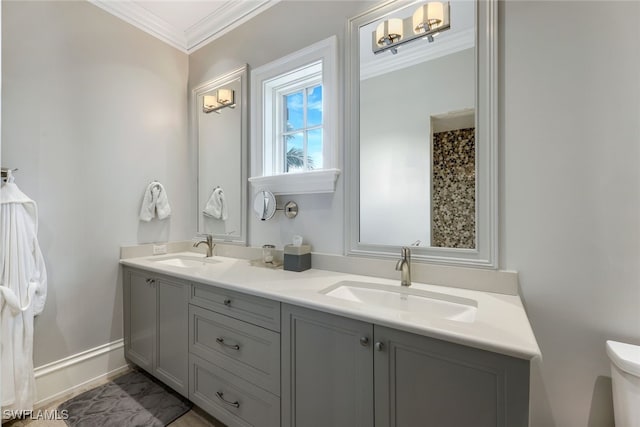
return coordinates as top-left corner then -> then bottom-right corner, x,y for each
253,190 -> 277,221
252,190 -> 299,221
346,0 -> 498,267
194,65 -> 248,244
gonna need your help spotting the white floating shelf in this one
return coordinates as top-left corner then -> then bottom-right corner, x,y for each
249,168 -> 341,195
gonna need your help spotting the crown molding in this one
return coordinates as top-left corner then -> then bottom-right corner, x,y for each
89,0 -> 187,52
186,0 -> 279,53
88,0 -> 280,54
361,27 -> 475,81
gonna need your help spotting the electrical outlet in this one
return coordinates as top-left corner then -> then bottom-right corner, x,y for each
153,244 -> 167,255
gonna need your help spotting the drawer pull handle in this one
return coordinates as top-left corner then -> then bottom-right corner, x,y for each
216,391 -> 240,408
216,337 -> 240,350
223,298 -> 232,307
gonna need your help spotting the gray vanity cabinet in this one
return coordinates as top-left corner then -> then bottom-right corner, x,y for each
123,266 -> 532,426
374,326 -> 530,427
281,304 -> 374,427
282,305 -> 531,427
123,267 -> 189,397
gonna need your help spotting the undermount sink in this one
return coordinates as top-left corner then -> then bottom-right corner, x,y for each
321,281 -> 477,323
153,255 -> 220,268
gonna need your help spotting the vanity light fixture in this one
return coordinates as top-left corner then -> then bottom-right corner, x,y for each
372,1 -> 450,55
375,18 -> 404,54
203,88 -> 235,114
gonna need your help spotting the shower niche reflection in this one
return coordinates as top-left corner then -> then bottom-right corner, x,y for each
431,110 -> 475,248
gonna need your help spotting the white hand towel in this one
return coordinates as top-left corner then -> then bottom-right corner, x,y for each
139,182 -> 158,222
155,183 -> 171,220
203,187 -> 228,220
139,181 -> 171,221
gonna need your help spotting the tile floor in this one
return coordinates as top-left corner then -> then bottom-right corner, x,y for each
2,370 -> 225,427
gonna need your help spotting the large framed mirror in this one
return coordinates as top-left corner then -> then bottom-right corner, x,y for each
346,0 -> 497,267
194,65 -> 248,244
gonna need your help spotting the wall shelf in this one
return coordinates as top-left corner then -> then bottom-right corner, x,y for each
248,168 -> 340,196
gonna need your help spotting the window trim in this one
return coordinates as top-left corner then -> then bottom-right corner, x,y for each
250,36 -> 340,195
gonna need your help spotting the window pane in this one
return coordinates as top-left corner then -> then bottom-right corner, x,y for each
307,85 -> 323,127
285,91 -> 304,132
307,128 -> 323,170
285,132 -> 305,172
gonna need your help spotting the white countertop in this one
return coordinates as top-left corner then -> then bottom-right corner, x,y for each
120,252 -> 540,360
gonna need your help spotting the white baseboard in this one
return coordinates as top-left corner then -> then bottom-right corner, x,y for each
34,339 -> 129,408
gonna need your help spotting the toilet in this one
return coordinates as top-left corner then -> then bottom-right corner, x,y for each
606,340 -> 640,427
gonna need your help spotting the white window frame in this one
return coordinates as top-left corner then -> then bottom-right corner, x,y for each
250,36 -> 340,195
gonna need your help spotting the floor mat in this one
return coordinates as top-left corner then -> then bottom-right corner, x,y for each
58,370 -> 192,427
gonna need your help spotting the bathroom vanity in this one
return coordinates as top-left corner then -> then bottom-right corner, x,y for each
121,253 -> 539,427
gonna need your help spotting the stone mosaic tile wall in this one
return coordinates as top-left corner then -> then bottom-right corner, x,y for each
432,128 -> 476,248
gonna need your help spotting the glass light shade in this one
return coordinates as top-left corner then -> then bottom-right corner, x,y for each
217,88 -> 233,105
376,18 -> 403,46
203,95 -> 218,110
413,2 -> 445,33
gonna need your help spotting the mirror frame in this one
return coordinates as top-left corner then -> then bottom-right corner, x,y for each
345,0 -> 498,268
193,65 -> 248,245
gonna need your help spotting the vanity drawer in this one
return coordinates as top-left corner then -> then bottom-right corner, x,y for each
190,283 -> 280,331
189,304 -> 280,395
190,354 -> 280,427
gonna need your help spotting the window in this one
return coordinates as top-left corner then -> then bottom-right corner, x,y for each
281,79 -> 323,173
262,61 -> 326,175
250,36 -> 339,195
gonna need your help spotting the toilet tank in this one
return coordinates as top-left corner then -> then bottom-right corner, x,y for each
606,340 -> 640,427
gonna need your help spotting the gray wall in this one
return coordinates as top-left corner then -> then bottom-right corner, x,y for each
501,2 -> 640,426
1,1 -> 191,365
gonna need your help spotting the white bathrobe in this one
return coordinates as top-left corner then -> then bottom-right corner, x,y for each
0,180 -> 47,414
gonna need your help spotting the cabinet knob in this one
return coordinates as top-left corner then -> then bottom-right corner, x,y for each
145,278 -> 155,286
375,341 -> 384,351
223,298 -> 232,307
216,391 -> 240,408
360,336 -> 370,346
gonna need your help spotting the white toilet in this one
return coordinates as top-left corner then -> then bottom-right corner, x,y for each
606,340 -> 640,427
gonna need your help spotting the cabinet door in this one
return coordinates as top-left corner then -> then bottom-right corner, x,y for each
155,276 -> 189,397
282,304 -> 374,427
374,326 -> 530,427
123,269 -> 156,373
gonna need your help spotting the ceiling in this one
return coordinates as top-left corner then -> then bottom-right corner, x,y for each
88,0 -> 280,54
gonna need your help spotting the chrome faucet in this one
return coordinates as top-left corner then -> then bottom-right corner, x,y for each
194,234 -> 215,257
395,247 -> 411,287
